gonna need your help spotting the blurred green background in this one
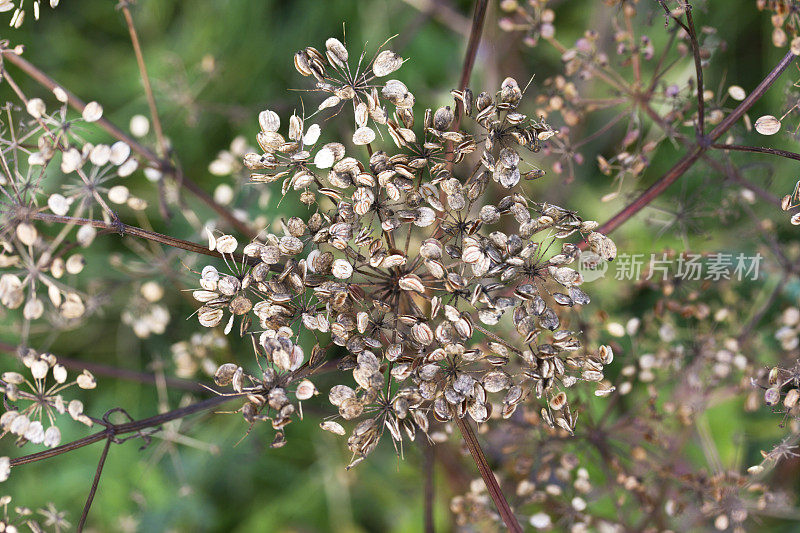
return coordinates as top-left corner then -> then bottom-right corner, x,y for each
2,0 -> 800,531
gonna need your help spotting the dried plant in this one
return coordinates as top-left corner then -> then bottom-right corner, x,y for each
0,0 -> 799,531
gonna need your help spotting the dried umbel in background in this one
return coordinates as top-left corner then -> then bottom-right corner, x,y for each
0,0 -> 800,531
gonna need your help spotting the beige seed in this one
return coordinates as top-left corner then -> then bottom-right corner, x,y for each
26,98 -> 46,118
352,126 -> 376,146
754,115 -> 781,135
727,85 -> 746,101
398,274 -> 425,293
372,50 -> 402,77
331,258 -> 353,279
549,391 -> 567,410
82,101 -> 103,122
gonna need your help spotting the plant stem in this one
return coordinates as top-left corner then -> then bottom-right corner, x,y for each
591,50 -> 796,238
119,1 -> 168,158
452,0 -> 489,132
658,1 -> 705,134
454,416 -> 522,532
29,211 -> 257,266
448,5 -> 520,527
738,276 -> 788,345
76,437 -> 111,532
711,143 -> 800,163
9,395 -> 234,467
701,154 -> 782,207
422,438 -> 435,533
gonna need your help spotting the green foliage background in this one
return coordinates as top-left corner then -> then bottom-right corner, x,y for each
2,0 -> 800,531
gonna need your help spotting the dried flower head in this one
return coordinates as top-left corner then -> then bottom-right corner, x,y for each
191,34 -> 617,467
0,349 -> 95,449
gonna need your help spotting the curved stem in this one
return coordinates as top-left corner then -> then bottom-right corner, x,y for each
76,437 -> 111,532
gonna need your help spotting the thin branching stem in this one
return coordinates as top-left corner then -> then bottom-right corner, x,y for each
422,438 -> 435,533
590,49 -> 796,238
738,276 -> 788,345
701,154 -> 782,207
9,395 -> 235,467
452,0 -> 488,130
658,1 -> 705,134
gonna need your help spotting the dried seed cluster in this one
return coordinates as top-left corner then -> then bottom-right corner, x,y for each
200,36 -> 616,465
0,349 -> 95,454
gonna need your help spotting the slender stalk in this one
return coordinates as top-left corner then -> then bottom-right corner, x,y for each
447,6 -> 520,526
591,50 -> 796,238
9,395 -> 234,467
452,0 -> 489,130
738,277 -> 788,345
119,1 -> 168,158
589,146 -> 704,238
454,416 -> 522,532
0,48 -> 256,238
76,438 -> 112,532
658,1 -> 705,134
29,211 -> 258,266
422,439 -> 435,533
0,49 -> 158,162
710,143 -> 800,163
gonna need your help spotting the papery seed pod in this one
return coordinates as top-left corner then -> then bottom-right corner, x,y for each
549,391 -> 567,410
214,363 -> 240,386
294,50 -> 313,76
325,38 -> 349,68
432,106 -> 454,131
500,77 -> 522,106
331,259 -> 354,279
412,322 -> 434,345
218,275 -> 241,296
296,379 -> 317,401
483,371 -> 511,393
373,50 -> 403,77
784,388 -> 800,408
398,274 -> 425,294
198,307 -> 224,327
586,232 -> 617,261
382,80 -> 415,108
755,115 -> 781,135
353,127 -> 376,145
768,367 -> 781,385
259,110 -> 281,133
765,387 -> 781,406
